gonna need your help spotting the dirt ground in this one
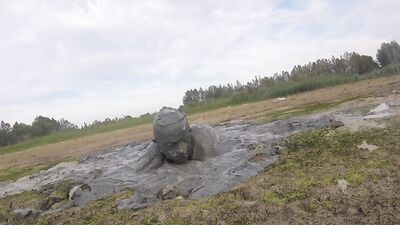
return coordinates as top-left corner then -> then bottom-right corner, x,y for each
0,75 -> 400,171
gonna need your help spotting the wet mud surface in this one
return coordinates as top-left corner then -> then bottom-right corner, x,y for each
0,116 -> 337,210
0,95 -> 399,212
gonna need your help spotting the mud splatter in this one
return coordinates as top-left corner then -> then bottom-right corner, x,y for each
357,140 -> 379,152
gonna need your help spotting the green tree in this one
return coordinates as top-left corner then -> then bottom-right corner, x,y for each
0,121 -> 13,146
58,118 -> 78,131
30,116 -> 60,137
12,122 -> 31,142
377,41 -> 400,67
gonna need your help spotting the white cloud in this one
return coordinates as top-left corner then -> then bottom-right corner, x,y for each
0,0 -> 399,125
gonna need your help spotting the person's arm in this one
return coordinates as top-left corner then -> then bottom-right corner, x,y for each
191,124 -> 218,161
136,141 -> 164,172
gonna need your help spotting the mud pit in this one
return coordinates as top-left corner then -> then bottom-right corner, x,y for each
0,95 -> 399,212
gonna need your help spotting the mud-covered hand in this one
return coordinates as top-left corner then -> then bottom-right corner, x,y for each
136,142 -> 164,172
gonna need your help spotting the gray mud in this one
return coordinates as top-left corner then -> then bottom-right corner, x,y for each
0,96 -> 398,211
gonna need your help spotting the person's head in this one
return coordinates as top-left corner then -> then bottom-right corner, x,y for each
153,107 -> 193,163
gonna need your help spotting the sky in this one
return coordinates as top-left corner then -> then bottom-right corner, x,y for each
0,0 -> 399,125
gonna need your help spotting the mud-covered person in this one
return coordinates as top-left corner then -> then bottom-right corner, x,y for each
136,107 -> 218,171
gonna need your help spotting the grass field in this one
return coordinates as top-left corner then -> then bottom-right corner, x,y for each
0,74 -> 399,173
2,116 -> 399,224
1,65 -> 400,156
0,115 -> 154,156
1,73 -> 400,224
183,64 -> 400,114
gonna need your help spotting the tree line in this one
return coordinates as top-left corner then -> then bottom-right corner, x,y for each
183,41 -> 400,106
2,41 -> 400,148
0,116 -> 76,147
0,114 -> 149,147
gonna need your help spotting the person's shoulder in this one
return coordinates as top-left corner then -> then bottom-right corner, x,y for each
191,124 -> 218,161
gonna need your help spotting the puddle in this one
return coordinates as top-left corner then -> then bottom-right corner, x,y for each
369,103 -> 389,114
364,103 -> 390,119
333,99 -> 396,131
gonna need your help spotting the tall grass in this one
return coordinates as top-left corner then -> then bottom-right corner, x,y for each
183,74 -> 358,114
184,64 -> 400,114
263,74 -> 358,98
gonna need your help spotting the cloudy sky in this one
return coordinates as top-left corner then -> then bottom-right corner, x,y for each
1,0 -> 399,125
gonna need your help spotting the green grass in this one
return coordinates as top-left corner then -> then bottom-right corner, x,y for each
251,97 -> 359,123
261,73 -> 359,98
346,172 -> 365,185
183,74 -> 355,115
184,64 -> 400,114
0,161 -> 68,182
0,115 -> 154,155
